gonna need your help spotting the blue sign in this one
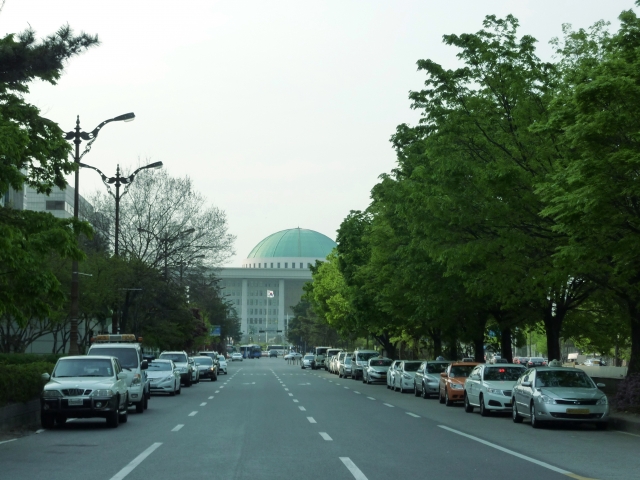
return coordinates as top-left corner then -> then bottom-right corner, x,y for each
210,325 -> 221,336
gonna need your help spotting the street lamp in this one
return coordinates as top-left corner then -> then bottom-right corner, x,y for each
64,112 -> 135,355
179,255 -> 205,285
137,227 -> 196,280
79,161 -> 163,256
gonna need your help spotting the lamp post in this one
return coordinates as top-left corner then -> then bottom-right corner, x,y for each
137,227 -> 196,280
64,113 -> 135,355
179,255 -> 205,285
79,161 -> 163,256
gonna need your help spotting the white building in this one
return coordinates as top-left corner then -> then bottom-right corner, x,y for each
217,228 -> 336,344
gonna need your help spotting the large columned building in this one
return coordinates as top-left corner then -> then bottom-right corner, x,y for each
217,228 -> 336,344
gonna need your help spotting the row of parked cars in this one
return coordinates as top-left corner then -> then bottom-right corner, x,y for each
319,350 -> 610,430
40,334 -> 229,429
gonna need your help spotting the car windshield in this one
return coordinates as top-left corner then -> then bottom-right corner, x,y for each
195,357 -> 212,365
160,353 -> 187,363
403,362 -> 421,372
450,365 -> 474,378
90,347 -> 138,369
218,356 -> 226,361
426,362 -> 449,374
345,357 -> 352,364
530,358 -> 544,362
483,367 -> 523,381
54,358 -> 114,377
370,359 -> 392,367
536,370 -> 595,388
357,352 -> 379,362
148,362 -> 172,371
304,355 -> 314,360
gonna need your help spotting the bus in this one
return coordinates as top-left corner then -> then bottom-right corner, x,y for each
240,344 -> 262,359
267,344 -> 285,357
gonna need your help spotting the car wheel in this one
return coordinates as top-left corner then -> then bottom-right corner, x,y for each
439,389 -> 445,404
176,383 -> 181,395
170,388 -> 176,396
445,389 -> 453,407
422,383 -> 430,399
119,403 -> 128,423
213,373 -> 218,382
107,402 -> 120,428
530,402 -> 542,429
367,377 -> 371,385
479,395 -> 490,417
144,392 -> 149,409
512,400 -> 523,423
414,383 -> 420,397
185,376 -> 192,387
136,399 -> 144,413
41,412 -> 55,429
464,393 -> 474,413
55,415 -> 67,426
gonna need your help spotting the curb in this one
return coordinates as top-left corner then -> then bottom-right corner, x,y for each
609,415 -> 640,435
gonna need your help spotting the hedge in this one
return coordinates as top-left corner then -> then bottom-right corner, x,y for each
0,362 -> 55,407
0,353 -> 62,365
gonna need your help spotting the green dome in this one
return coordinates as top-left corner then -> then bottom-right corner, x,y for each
247,228 -> 336,259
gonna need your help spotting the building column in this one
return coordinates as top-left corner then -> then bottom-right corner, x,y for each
241,279 -> 248,339
279,279 -> 285,336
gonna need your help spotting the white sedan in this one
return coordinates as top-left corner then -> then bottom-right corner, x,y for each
393,360 -> 423,392
217,355 -> 228,374
464,364 -> 525,416
231,352 -> 243,361
284,352 -> 302,360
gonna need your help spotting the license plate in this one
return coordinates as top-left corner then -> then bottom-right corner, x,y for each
68,398 -> 83,406
566,408 -> 590,414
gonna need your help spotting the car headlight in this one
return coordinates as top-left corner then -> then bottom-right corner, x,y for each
163,376 -> 174,382
539,394 -> 556,404
132,373 -> 141,385
42,390 -> 62,398
596,396 -> 608,405
450,384 -> 463,390
91,389 -> 115,397
486,388 -> 502,394
180,367 -> 188,372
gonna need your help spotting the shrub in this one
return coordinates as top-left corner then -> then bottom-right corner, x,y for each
612,373 -> 640,413
0,362 -> 55,407
0,353 -> 63,366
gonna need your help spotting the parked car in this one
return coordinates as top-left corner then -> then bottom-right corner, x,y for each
414,360 -> 450,398
363,358 -> 392,384
324,349 -> 342,373
188,357 -> 200,384
334,352 -> 348,375
86,334 -> 150,413
338,355 -> 353,378
302,354 -> 315,369
147,359 -> 181,396
512,367 -> 609,429
439,362 -> 479,406
387,360 -> 403,390
194,356 -> 217,381
464,364 -> 525,415
284,352 -> 303,360
231,352 -> 243,361
527,357 -> 547,368
217,355 -> 228,374
40,355 -> 129,429
351,349 -> 380,380
158,351 -> 193,386
394,360 -> 423,393
515,357 -> 530,365
197,351 -> 220,375
583,358 -> 605,366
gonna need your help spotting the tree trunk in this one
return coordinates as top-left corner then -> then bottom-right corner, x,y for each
627,302 -> 640,375
542,304 -> 563,362
473,336 -> 485,362
500,327 -> 513,363
374,333 -> 396,359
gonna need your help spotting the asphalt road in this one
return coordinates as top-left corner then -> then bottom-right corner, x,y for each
0,359 -> 638,480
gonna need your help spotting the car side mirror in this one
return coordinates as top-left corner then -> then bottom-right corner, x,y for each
141,360 -> 148,370
117,372 -> 127,380
522,381 -> 531,387
41,373 -> 51,382
440,372 -> 447,377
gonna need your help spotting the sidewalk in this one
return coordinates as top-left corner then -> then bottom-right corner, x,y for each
609,410 -> 640,435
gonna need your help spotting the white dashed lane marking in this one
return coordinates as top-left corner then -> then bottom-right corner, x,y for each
307,417 -> 317,424
383,403 -> 394,408
319,432 -> 333,441
340,457 -> 368,480
299,406 -> 306,411
188,411 -> 198,417
406,412 -> 420,418
171,425 -> 184,432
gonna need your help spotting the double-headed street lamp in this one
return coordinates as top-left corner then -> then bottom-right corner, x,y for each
64,113 -> 135,355
79,161 -> 163,256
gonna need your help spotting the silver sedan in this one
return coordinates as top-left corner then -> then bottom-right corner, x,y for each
511,367 -> 609,429
363,358 -> 392,384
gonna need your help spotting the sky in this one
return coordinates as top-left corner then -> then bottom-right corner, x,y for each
2,0 -> 634,265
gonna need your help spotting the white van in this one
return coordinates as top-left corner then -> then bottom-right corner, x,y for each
87,334 -> 150,413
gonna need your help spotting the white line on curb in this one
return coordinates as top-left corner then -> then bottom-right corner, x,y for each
171,425 -> 184,432
109,442 -> 162,480
340,457 -> 368,480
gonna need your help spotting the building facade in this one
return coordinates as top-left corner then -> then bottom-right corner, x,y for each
217,228 -> 336,344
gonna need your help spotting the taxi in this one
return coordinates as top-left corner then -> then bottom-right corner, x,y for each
439,361 -> 479,406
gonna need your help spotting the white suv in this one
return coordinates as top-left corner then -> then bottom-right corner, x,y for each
87,334 -> 150,413
159,351 -> 193,386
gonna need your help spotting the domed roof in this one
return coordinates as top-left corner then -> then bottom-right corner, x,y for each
247,228 -> 336,259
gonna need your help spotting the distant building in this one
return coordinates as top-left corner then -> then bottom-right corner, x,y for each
2,184 -> 91,219
217,228 -> 336,344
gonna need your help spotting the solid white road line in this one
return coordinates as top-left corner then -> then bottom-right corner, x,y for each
299,406 -> 306,411
319,432 -> 333,441
615,430 -> 640,438
0,439 -> 16,445
171,425 -> 184,432
367,397 -> 375,400
438,425 -> 583,478
307,417 -> 317,424
188,411 -> 198,417
200,402 -> 207,406
340,457 -> 368,480
109,442 -> 162,480
406,412 -> 420,418
383,403 -> 394,408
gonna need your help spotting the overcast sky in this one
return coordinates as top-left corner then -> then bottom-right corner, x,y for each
2,0 -> 634,265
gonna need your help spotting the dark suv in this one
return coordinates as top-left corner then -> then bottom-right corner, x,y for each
269,350 -> 278,358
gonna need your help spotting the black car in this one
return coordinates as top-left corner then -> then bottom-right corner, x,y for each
193,356 -> 217,381
269,350 -> 278,358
